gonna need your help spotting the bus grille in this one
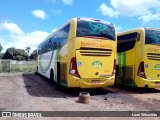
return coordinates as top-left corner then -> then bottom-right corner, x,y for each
79,47 -> 112,57
147,53 -> 160,61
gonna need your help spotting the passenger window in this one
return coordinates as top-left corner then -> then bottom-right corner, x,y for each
38,24 -> 70,54
117,32 -> 138,53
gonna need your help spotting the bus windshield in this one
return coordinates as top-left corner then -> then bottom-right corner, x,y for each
145,29 -> 160,44
76,19 -> 115,40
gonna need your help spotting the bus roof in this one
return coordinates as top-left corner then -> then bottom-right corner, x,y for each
77,17 -> 112,24
144,28 -> 160,30
118,28 -> 160,36
37,17 -> 114,48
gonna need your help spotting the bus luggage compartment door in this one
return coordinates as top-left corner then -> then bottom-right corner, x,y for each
75,50 -> 114,78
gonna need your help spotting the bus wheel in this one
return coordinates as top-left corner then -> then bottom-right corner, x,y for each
35,66 -> 38,75
50,69 -> 55,83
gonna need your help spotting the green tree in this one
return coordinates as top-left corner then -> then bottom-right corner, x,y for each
25,47 -> 31,56
0,53 -> 4,59
3,47 -> 28,60
0,44 -> 3,54
30,49 -> 37,60
3,47 -> 15,59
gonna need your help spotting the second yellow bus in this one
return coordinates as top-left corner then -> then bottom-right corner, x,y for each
116,28 -> 160,88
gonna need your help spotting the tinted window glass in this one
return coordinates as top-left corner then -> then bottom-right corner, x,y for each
145,29 -> 160,44
38,24 -> 70,55
117,32 -> 138,53
76,19 -> 115,40
55,24 -> 70,47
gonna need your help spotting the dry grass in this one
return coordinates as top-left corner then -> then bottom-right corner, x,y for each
0,60 -> 36,73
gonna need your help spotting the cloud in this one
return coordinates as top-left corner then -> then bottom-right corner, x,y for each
50,0 -> 57,4
52,9 -> 62,15
0,36 -> 6,53
98,0 -> 160,23
0,35 -> 17,53
62,0 -> 74,5
115,26 -> 122,32
0,22 -> 24,35
32,9 -> 47,19
0,22 -> 49,53
11,31 -> 49,53
52,29 -> 57,32
111,0 -> 160,16
98,3 -> 119,18
139,11 -> 160,24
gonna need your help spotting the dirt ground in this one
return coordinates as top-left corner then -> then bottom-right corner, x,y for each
0,73 -> 160,120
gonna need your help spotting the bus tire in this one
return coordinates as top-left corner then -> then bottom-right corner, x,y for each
50,69 -> 55,83
35,66 -> 38,75
57,62 -> 61,85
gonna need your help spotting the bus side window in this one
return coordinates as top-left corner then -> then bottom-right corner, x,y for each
41,45 -> 45,54
38,48 -> 41,55
47,39 -> 52,51
117,32 -> 138,53
53,42 -> 57,49
58,42 -> 61,49
59,24 -> 70,47
44,43 -> 48,53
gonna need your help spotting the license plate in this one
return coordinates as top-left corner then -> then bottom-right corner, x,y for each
155,82 -> 160,85
92,80 -> 100,84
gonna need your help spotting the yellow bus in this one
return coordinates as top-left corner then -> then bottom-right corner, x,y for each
116,28 -> 160,88
36,18 -> 117,88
